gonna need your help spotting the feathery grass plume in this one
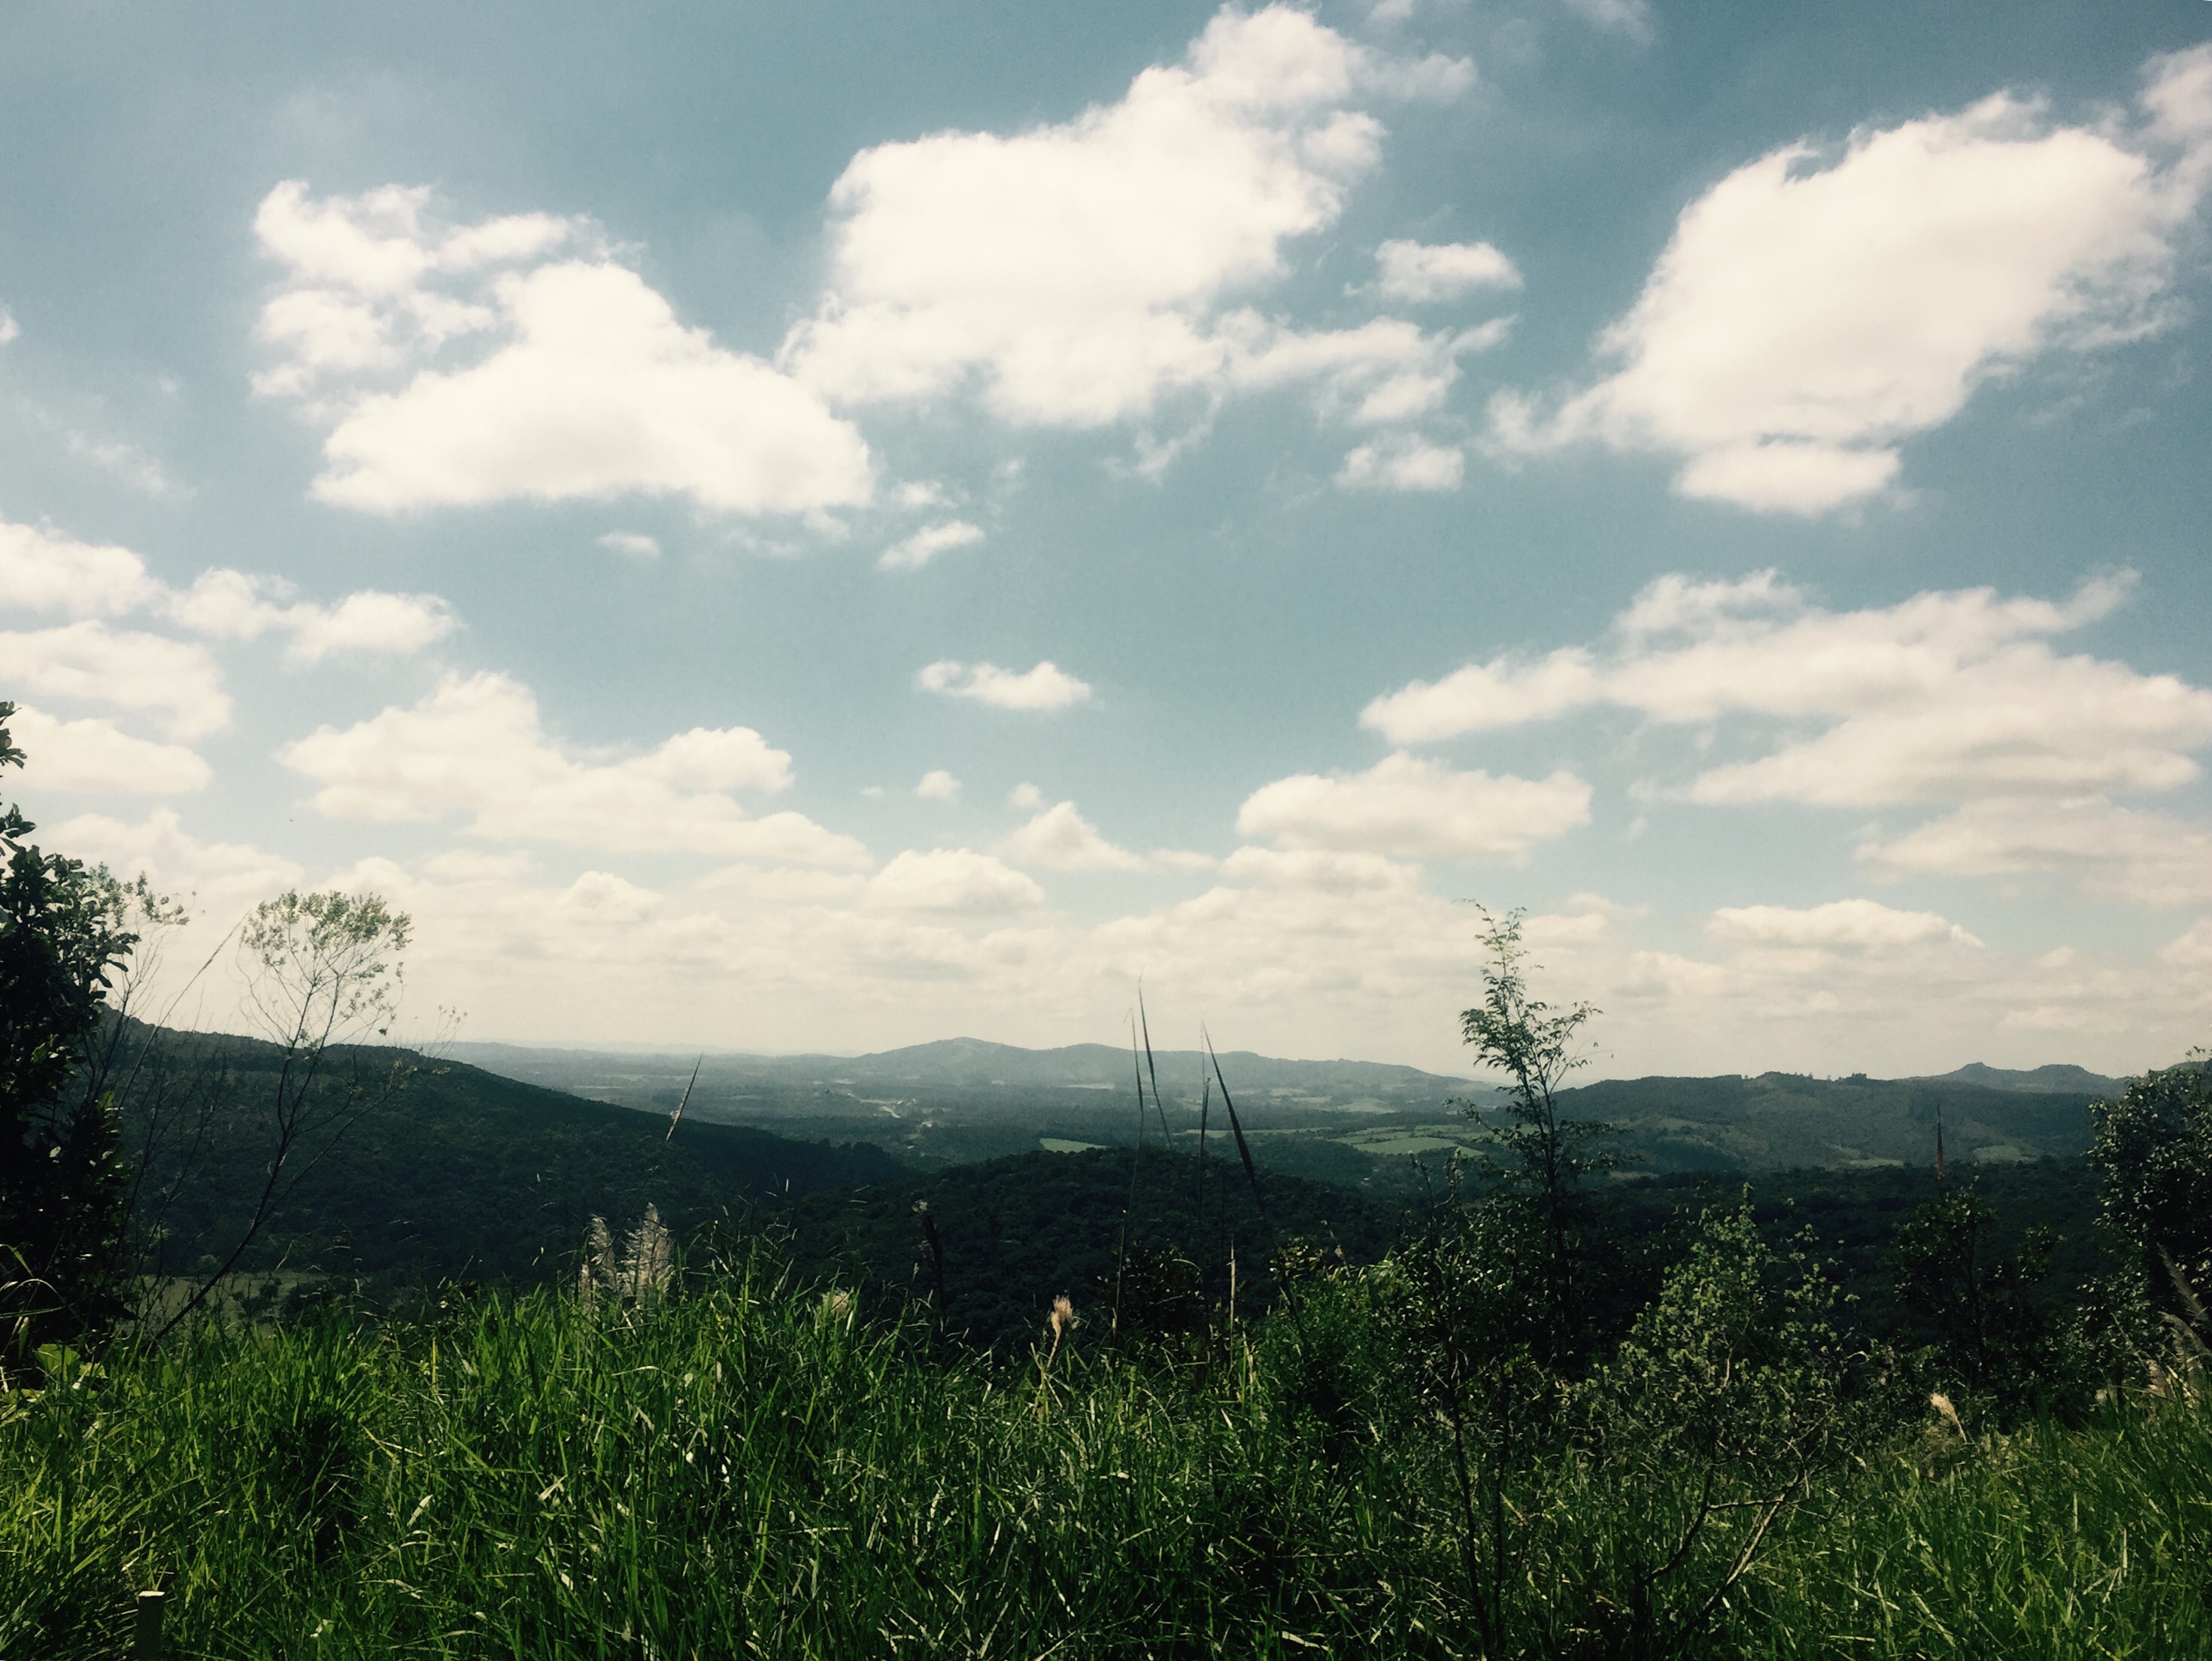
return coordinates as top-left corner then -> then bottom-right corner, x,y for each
1046,1296 -> 1077,1367
1931,1391 -> 1968,1440
2146,1253 -> 2210,1403
618,1205 -> 673,1310
578,1216 -> 616,1310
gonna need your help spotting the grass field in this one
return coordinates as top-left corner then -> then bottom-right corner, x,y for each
5,1245 -> 2208,1660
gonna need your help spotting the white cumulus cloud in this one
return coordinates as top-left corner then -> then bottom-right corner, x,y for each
864,847 -> 1044,914
279,672 -> 869,866
2,622 -> 230,739
1373,238 -> 1521,302
879,520 -> 984,572
1707,898 -> 1982,951
1236,751 -> 1591,861
918,659 -> 1094,712
0,513 -> 457,669
1365,570 -> 2212,808
781,5 -> 1476,467
1337,435 -> 1464,490
1859,798 -> 2212,908
254,182 -> 874,517
0,521 -> 161,616
999,800 -> 1148,872
1561,0 -> 1654,41
168,569 -> 456,665
6,705 -> 210,794
53,806 -> 305,917
1491,47 -> 2212,512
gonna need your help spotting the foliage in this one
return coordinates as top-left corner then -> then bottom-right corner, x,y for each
1574,1201 -> 1880,1656
105,1023 -> 907,1303
778,1145 -> 1400,1362
2084,1055 -> 2212,1371
1735,1396 -> 2212,1658
1,1252 -> 1452,1659
0,702 -> 161,1354
1887,1181 -> 2078,1424
147,890 -> 415,1338
1371,1194 -> 1559,1655
1458,905 -> 1625,1365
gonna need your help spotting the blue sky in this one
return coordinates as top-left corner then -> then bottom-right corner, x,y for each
5,0 -> 2210,1076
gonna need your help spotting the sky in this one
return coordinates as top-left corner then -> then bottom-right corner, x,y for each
4,0 -> 2211,1079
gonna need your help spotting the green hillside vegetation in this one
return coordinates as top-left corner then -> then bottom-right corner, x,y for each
8,996 -> 2210,1655
775,1146 -> 1403,1361
1551,1070 -> 2103,1171
111,1022 -> 903,1302
100,1005 -> 2107,1364
772,1148 -> 2104,1368
1610,1159 -> 2101,1341
112,1025 -> 2107,1360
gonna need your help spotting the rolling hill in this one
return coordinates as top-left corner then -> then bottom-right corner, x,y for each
448,1037 -> 2129,1181
111,1024 -> 904,1292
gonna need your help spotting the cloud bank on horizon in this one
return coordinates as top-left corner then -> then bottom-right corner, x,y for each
2,3 -> 2210,1077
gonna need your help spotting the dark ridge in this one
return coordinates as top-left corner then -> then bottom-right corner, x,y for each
1916,1062 -> 2124,1095
106,1022 -> 904,1290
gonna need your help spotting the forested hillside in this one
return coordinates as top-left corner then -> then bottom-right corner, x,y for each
775,1146 -> 1403,1360
770,1146 -> 2103,1365
109,1023 -> 903,1295
105,1016 -> 2116,1330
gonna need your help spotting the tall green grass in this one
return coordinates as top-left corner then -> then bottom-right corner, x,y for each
4,1252 -> 2207,1658
1741,1405 -> 2212,1658
1,1251 -> 1446,1659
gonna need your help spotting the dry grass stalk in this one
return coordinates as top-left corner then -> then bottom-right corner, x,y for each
1929,1392 -> 1967,1440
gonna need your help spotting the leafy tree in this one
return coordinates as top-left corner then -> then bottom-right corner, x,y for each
2083,1053 -> 2212,1375
1322,911 -> 1631,1653
1458,905 -> 1623,1365
1578,1201 -> 1874,1656
1888,1181 -> 2070,1422
1378,1197 -> 1557,1656
150,888 -> 414,1338
0,702 -> 151,1353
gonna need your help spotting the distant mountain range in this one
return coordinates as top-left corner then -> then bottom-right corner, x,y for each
447,1035 -> 1468,1098
447,1037 -> 2137,1180
449,1035 -> 2126,1099
1919,1062 -> 2123,1094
